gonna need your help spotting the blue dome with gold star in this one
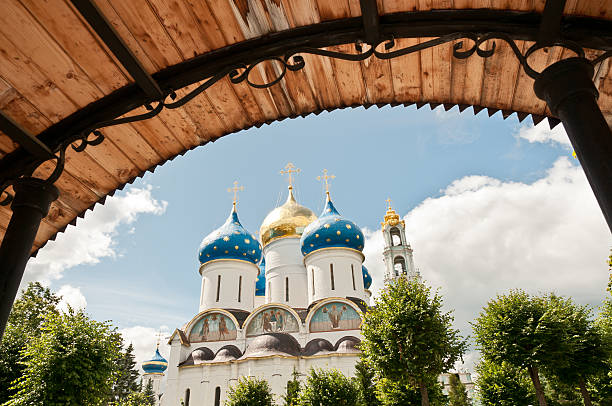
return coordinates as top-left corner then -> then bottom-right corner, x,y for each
255,257 -> 266,296
199,205 -> 262,266
362,265 -> 372,289
142,348 -> 168,374
300,195 -> 364,256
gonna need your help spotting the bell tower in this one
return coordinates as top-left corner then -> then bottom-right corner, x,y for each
381,199 -> 418,281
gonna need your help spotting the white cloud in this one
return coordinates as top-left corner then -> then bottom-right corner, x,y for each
120,325 -> 171,375
364,157 -> 611,344
24,185 -> 167,286
516,121 -> 571,148
57,285 -> 87,312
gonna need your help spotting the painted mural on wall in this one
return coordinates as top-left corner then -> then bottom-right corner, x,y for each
190,313 -> 237,342
309,302 -> 361,332
246,307 -> 300,336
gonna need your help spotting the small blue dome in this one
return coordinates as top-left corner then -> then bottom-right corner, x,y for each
255,257 -> 266,296
142,348 -> 168,374
300,196 -> 364,256
199,205 -> 262,266
362,265 -> 372,289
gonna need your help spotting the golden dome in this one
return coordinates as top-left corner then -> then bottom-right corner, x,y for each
260,187 -> 317,247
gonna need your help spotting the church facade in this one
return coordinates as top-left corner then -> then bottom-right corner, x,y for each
154,168 -> 416,406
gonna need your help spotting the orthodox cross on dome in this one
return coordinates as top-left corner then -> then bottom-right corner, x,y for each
317,169 -> 335,197
155,330 -> 164,349
280,162 -> 300,189
227,181 -> 244,208
385,197 -> 392,210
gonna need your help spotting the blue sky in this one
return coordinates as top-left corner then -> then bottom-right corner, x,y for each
24,105 -> 611,366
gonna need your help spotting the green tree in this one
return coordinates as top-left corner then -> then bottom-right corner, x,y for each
475,359 -> 536,406
283,369 -> 301,406
142,379 -> 156,405
225,376 -> 274,406
354,359 -> 378,406
116,390 -> 155,406
110,343 -> 141,403
0,282 -> 59,402
5,308 -> 122,406
472,290 -> 573,406
297,368 -> 358,406
448,374 -> 470,406
360,278 -> 467,406
590,276 -> 612,405
542,295 -> 608,406
375,376 -> 446,406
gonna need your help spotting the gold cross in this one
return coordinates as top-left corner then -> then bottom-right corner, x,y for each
386,198 -> 392,210
155,330 -> 164,349
317,169 -> 336,196
227,181 -> 244,207
280,162 -> 300,189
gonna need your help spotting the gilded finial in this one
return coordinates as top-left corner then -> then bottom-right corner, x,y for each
280,162 -> 300,190
227,181 -> 244,208
317,169 -> 336,199
381,197 -> 404,229
385,197 -> 392,210
155,330 -> 163,349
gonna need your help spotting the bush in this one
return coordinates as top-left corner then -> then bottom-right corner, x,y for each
297,368 -> 359,406
225,376 -> 274,406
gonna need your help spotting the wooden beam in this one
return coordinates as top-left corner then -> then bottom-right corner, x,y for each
538,0 -> 567,45
359,0 -> 380,45
69,0 -> 164,100
0,111 -> 54,160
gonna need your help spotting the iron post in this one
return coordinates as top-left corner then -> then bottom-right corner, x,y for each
0,178 -> 58,339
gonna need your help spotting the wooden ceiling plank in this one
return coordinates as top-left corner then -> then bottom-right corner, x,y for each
381,0 -> 419,14
157,107 -> 203,149
238,68 -> 282,121
105,0 -> 183,69
229,81 -> 270,124
203,0 -> 247,44
0,133 -> 18,156
204,78 -> 252,133
419,37 -> 435,103
62,149 -> 118,196
97,126 -> 161,171
77,139 -> 142,184
279,67 -> 320,115
511,41 -> 548,116
175,82 -> 230,140
0,81 -> 55,136
23,0 -> 130,95
184,0 -> 229,51
315,0 -> 351,21
0,111 -> 54,160
258,62 -> 295,118
128,113 -> 186,158
389,38 -> 423,102
301,54 -> 342,109
432,41 -> 452,104
329,44 -> 367,106
0,1 -> 104,108
147,0 -> 211,58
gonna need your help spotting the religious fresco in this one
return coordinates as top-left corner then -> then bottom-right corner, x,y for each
309,302 -> 361,332
246,307 -> 300,336
189,313 -> 237,342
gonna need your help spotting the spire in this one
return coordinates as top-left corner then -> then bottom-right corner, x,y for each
317,168 -> 335,201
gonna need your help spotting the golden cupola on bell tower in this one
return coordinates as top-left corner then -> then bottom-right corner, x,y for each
380,199 -> 418,282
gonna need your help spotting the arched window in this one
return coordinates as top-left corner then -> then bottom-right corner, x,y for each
285,277 -> 289,302
238,275 -> 242,302
351,264 -> 356,290
390,227 -> 402,246
184,388 -> 191,406
216,275 -> 221,302
214,386 -> 221,406
311,269 -> 315,295
393,257 -> 406,276
330,264 -> 335,290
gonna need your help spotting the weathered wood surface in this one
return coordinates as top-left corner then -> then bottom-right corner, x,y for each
0,0 -> 610,252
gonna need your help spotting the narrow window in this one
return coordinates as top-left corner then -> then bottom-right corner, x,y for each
185,388 -> 191,406
216,275 -> 221,302
330,264 -> 335,290
268,282 -> 271,299
214,386 -> 221,406
311,269 -> 315,295
285,277 -> 289,302
351,264 -> 356,290
238,275 -> 242,302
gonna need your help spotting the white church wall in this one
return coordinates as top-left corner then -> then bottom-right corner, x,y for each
304,249 -> 365,304
199,260 -> 258,312
263,238 -> 308,308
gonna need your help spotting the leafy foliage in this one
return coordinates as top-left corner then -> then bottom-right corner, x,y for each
297,368 -> 359,406
360,278 -> 467,405
225,376 -> 274,406
475,359 -> 536,406
116,388 -> 155,406
0,282 -> 59,402
283,369 -> 301,406
448,374 -> 470,406
375,376 -> 446,406
354,359 -> 378,406
5,308 -> 122,406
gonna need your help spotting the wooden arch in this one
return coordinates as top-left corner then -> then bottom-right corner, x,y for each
0,0 -> 610,254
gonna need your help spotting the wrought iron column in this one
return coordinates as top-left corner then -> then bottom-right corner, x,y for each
0,178 -> 58,339
534,57 -> 612,233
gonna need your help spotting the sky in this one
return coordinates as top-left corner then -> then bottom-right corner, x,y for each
21,104 -> 612,372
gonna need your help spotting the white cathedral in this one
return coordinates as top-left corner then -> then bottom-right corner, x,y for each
141,166 -> 418,406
